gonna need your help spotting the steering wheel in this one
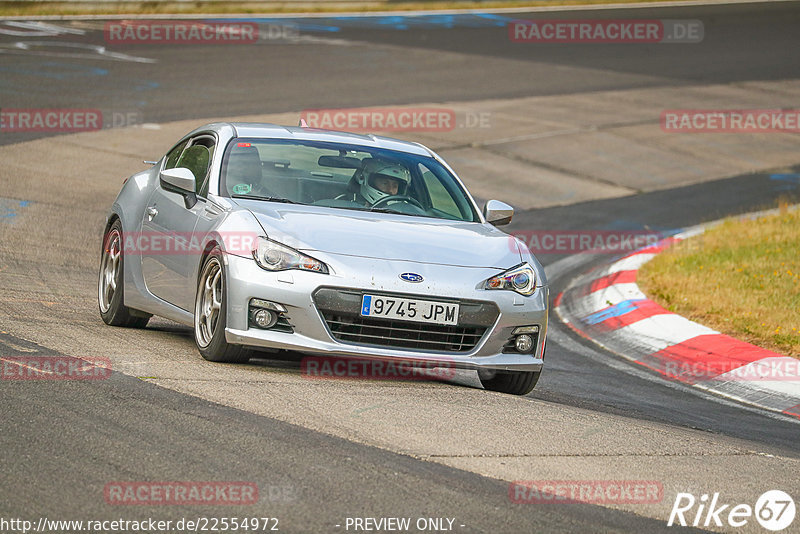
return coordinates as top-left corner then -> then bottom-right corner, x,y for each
371,195 -> 424,210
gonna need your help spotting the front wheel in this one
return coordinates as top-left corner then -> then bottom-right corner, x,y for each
98,219 -> 151,328
479,370 -> 541,395
194,247 -> 251,363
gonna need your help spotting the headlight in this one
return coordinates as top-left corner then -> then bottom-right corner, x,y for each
252,237 -> 328,274
484,263 -> 536,296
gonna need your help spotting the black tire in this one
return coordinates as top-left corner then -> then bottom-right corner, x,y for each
194,247 -> 251,363
479,370 -> 541,395
98,219 -> 151,328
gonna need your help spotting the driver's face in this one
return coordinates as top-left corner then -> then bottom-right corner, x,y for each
373,176 -> 400,196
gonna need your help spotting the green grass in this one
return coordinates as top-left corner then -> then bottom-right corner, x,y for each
638,207 -> 800,358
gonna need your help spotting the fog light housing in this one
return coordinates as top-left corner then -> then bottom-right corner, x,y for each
503,325 -> 540,354
515,334 -> 534,353
513,325 -> 539,335
254,309 -> 277,329
249,299 -> 288,330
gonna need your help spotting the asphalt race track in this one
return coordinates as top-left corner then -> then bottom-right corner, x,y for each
1,2 -> 799,533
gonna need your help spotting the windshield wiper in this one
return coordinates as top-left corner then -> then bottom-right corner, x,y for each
231,194 -> 300,204
368,207 -> 428,217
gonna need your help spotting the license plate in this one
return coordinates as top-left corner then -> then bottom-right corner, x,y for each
360,295 -> 459,326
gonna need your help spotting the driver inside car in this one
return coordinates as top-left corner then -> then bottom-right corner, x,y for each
356,160 -> 412,206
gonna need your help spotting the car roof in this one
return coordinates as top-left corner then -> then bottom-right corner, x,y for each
192,122 -> 434,157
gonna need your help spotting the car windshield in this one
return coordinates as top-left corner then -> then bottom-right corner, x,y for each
220,138 -> 479,222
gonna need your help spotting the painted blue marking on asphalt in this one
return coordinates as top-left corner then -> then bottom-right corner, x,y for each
583,299 -> 646,325
361,295 -> 372,316
203,18 -> 340,32
0,199 -> 31,223
473,13 -> 516,26
770,173 -> 800,191
204,13 -> 517,32
269,22 -> 340,32
349,13 -> 517,29
134,81 -> 160,91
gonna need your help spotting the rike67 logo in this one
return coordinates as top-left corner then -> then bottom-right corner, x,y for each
668,490 -> 795,531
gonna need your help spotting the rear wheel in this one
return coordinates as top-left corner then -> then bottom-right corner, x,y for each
194,247 -> 251,363
98,219 -> 151,328
479,370 -> 541,395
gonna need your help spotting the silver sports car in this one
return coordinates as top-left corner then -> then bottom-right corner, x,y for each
99,122 -> 548,394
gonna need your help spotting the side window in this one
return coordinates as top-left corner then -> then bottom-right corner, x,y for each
192,136 -> 216,196
173,135 -> 216,196
420,165 -> 461,218
164,140 -> 188,170
176,145 -> 211,194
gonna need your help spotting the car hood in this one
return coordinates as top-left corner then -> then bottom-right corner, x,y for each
238,201 -> 522,269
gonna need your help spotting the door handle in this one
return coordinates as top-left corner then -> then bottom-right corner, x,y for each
146,207 -> 158,220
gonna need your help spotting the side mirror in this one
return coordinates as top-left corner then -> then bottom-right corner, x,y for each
160,167 -> 196,193
484,199 -> 513,226
160,168 -> 198,209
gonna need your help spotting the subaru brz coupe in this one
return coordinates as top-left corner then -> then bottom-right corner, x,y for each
98,122 -> 548,394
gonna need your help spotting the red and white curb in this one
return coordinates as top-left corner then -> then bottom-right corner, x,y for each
554,227 -> 800,420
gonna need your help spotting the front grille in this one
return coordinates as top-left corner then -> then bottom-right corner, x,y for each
313,287 -> 499,353
321,312 -> 486,352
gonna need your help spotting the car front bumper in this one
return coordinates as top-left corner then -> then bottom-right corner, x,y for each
222,253 -> 548,372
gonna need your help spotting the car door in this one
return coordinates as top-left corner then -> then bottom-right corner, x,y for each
141,134 -> 215,311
